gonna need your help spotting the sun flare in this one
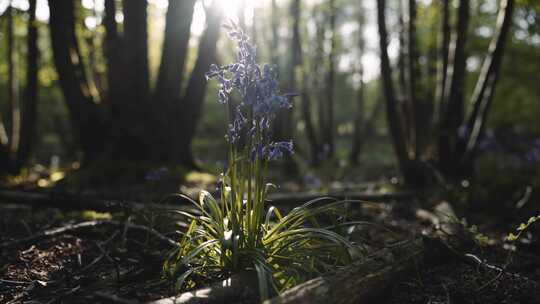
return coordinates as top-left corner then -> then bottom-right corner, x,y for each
211,0 -> 256,25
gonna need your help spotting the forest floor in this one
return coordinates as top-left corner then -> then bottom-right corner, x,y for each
1,171 -> 540,303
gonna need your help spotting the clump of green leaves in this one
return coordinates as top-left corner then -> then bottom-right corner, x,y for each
163,24 -> 359,300
453,217 -> 491,247
506,214 -> 540,242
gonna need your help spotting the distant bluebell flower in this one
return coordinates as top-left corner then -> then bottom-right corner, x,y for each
263,141 -> 294,161
304,173 -> 322,189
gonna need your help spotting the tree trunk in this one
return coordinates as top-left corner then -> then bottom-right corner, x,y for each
377,0 -> 413,184
7,1 -> 20,158
281,0 -> 303,175
397,0 -> 408,100
325,0 -> 337,158
301,83 -> 320,166
315,8 -> 327,161
175,4 -> 224,167
350,79 -> 365,164
463,0 -> 515,163
271,0 -> 289,149
407,0 -> 419,157
103,0 -> 122,104
350,3 -> 369,165
108,0 -> 154,160
48,0 -> 107,161
437,0 -> 470,178
17,0 -> 39,168
154,0 -> 197,115
434,0 -> 450,125
122,0 -> 149,104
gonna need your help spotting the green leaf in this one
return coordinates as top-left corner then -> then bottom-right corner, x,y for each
527,216 -> 538,225
175,268 -> 195,290
507,233 -> 518,241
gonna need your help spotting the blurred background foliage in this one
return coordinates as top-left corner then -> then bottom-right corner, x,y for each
0,0 -> 538,208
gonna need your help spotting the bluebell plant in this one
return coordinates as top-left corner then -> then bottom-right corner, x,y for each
164,23 -> 357,300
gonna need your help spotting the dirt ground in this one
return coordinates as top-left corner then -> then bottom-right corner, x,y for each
1,194 -> 539,303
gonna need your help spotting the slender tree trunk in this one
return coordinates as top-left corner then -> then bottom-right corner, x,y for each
301,81 -> 320,166
84,3 -> 102,104
175,4 -> 224,167
397,0 -> 408,99
437,0 -> 469,178
271,0 -> 289,146
315,9 -> 327,161
122,0 -> 149,105
104,0 -> 123,107
154,0 -> 196,113
325,0 -> 337,158
49,0 -> 107,161
103,0 -> 156,160
463,0 -> 515,163
350,4 -> 367,165
350,69 -> 365,165
281,0 -> 302,175
7,1 -> 20,157
17,0 -> 39,167
397,0 -> 414,158
407,0 -> 419,157
377,0 -> 416,185
434,0 -> 450,124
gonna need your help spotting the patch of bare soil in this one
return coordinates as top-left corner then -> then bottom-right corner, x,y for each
0,205 -> 177,303
387,250 -> 540,304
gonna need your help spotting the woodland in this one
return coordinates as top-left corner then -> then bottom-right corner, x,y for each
1,0 -> 540,303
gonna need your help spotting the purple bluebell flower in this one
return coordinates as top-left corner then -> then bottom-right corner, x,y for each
263,141 -> 294,161
206,22 -> 295,158
227,106 -> 247,143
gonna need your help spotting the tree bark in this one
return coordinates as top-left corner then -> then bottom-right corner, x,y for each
271,0 -> 292,153
325,0 -> 337,158
397,0 -> 408,100
48,0 -> 108,161
175,4 -> 224,166
434,0 -> 450,124
7,1 -> 20,157
17,0 -> 39,168
350,4 -> 367,165
463,0 -> 515,162
315,7 -> 327,162
437,0 -> 470,178
407,0 -> 419,157
103,0 -> 122,106
116,0 -> 152,157
154,0 -> 197,115
377,0 -> 412,183
122,0 -> 150,105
